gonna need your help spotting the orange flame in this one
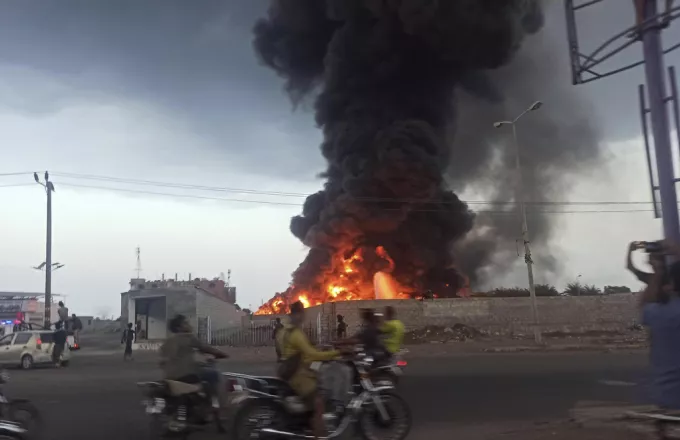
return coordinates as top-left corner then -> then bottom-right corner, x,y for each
254,245 -> 470,315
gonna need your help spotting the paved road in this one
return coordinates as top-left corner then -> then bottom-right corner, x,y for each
3,335 -> 651,439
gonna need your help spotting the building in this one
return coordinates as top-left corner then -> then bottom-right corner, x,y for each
120,278 -> 243,341
0,292 -> 60,327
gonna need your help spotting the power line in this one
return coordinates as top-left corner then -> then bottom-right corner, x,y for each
0,170 -> 664,213
48,171 -> 661,207
0,183 -> 34,188
54,182 -> 657,215
0,172 -> 34,177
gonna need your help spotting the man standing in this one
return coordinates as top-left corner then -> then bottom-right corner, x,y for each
121,323 -> 135,361
272,318 -> 284,362
52,321 -> 67,368
57,301 -> 69,327
336,315 -> 347,339
71,314 -> 83,347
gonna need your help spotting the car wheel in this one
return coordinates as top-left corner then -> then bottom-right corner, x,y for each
20,355 -> 33,370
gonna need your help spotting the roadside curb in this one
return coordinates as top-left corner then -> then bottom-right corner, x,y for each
481,344 -> 647,354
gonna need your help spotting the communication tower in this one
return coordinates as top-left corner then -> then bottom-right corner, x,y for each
135,246 -> 142,278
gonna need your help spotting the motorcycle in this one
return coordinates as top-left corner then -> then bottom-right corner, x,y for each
0,421 -> 27,440
0,371 -> 41,439
229,348 -> 412,440
137,358 -> 225,438
371,349 -> 408,388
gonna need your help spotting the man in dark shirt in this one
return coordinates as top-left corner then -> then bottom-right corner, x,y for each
336,315 -> 347,339
52,321 -> 67,368
122,323 -> 136,361
71,314 -> 83,346
272,318 -> 284,362
337,309 -> 386,360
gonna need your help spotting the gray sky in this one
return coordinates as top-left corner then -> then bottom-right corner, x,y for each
0,0 -> 676,316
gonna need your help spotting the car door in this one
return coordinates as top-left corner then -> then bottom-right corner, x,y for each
0,335 -> 15,364
11,333 -> 34,364
37,332 -> 54,362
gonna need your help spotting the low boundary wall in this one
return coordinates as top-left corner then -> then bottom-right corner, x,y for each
249,294 -> 639,337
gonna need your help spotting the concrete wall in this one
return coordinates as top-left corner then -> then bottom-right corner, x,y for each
195,289 -> 243,331
298,295 -> 639,337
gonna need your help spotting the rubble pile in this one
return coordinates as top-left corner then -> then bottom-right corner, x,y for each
404,324 -> 484,344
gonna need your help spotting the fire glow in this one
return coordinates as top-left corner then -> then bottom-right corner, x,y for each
256,246 -> 410,315
255,246 -> 467,315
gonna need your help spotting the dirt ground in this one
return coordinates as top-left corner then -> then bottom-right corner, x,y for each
416,421 -> 648,440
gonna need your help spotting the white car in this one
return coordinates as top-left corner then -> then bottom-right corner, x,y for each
0,331 -> 71,369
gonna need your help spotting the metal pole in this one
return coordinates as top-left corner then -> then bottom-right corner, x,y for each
511,123 -> 542,344
641,0 -> 680,244
44,180 -> 52,328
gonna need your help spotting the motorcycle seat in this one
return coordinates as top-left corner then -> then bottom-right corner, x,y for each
165,380 -> 203,396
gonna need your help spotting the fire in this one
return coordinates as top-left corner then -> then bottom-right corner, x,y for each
254,245 -> 468,315
298,295 -> 310,308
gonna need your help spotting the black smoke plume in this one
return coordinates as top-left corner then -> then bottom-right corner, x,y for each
253,0 -> 600,313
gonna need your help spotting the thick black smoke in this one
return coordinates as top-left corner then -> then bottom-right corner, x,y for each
253,0 -> 594,306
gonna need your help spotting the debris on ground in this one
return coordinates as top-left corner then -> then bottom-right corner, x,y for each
404,324 -> 483,344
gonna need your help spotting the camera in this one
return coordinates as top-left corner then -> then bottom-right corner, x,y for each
637,240 -> 664,253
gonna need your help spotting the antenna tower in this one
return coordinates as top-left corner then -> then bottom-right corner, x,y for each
564,0 -> 680,242
135,246 -> 142,278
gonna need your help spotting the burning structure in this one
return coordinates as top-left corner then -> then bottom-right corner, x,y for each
253,0 -> 599,315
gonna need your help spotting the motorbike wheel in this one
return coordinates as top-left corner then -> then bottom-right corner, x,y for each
358,392 -> 411,440
8,400 -> 43,439
233,400 -> 283,440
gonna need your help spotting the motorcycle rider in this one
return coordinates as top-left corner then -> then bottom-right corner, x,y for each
381,306 -> 405,358
337,308 -> 388,361
159,315 -> 228,409
277,301 -> 340,440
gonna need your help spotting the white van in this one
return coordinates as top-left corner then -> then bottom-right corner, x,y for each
0,331 -> 71,369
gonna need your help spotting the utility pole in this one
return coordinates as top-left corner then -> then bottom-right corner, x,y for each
564,0 -> 680,244
639,0 -> 680,245
34,171 -> 55,328
494,101 -> 544,344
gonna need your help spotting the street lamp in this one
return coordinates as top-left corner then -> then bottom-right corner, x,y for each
493,101 -> 543,344
33,171 -> 55,328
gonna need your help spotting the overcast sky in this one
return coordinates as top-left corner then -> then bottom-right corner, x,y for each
0,0 -> 678,317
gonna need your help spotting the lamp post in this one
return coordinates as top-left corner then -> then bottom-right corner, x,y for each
33,172 -> 55,328
493,101 -> 543,344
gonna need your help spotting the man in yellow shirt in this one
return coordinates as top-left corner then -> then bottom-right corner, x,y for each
381,306 -> 405,356
277,301 -> 340,439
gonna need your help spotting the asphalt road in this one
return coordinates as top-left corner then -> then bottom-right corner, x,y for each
2,335 -> 651,439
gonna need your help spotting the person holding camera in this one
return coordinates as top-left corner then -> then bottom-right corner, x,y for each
635,240 -> 680,409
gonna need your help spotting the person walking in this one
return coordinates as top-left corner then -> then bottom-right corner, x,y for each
272,318 -> 284,362
52,321 -> 67,368
121,323 -> 136,361
71,314 -> 83,347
